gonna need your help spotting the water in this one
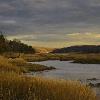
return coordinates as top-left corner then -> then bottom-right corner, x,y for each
29,60 -> 100,95
30,60 -> 100,80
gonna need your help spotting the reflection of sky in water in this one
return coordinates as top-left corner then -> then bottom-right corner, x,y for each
30,60 -> 100,80
28,60 -> 100,95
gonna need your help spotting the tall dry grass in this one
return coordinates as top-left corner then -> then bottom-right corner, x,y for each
0,55 -> 96,100
0,56 -> 54,73
0,73 -> 96,100
0,56 -> 21,73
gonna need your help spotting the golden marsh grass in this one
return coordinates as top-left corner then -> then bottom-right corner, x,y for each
0,55 -> 96,100
0,73 -> 96,100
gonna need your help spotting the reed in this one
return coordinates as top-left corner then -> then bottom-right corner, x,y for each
0,73 -> 96,100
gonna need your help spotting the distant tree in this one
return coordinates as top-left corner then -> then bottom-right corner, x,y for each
0,32 -> 36,54
13,38 -> 21,43
7,38 -> 35,53
0,32 -> 6,53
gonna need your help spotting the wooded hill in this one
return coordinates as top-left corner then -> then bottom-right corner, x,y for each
52,45 -> 100,53
0,34 -> 35,54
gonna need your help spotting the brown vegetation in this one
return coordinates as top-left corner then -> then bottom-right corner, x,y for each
0,72 -> 96,100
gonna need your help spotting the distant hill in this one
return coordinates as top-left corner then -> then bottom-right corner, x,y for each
33,47 -> 55,53
52,45 -> 100,53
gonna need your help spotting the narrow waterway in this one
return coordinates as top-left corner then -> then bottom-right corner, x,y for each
29,60 -> 100,96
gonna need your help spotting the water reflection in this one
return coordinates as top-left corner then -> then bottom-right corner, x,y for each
29,60 -> 100,95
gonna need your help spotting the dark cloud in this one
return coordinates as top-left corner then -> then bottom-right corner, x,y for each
0,0 -> 100,37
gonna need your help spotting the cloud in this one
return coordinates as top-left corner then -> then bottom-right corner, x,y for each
0,0 -> 100,47
0,0 -> 100,34
0,20 -> 16,24
7,32 -> 100,48
0,3 -> 15,13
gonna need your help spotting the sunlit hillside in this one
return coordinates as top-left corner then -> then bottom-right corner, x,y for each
33,47 -> 55,53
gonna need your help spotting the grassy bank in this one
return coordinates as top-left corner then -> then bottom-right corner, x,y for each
22,53 -> 71,62
72,54 -> 100,64
0,72 -> 96,100
3,52 -> 100,64
21,53 -> 100,64
0,56 -> 55,73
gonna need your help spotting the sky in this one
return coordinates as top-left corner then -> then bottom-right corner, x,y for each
0,0 -> 100,48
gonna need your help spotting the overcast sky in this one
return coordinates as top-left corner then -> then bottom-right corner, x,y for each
0,0 -> 100,47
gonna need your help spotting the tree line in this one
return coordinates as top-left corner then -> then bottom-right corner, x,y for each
0,34 -> 35,54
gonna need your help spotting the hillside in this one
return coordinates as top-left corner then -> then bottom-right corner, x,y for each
33,47 -> 55,53
52,45 -> 100,53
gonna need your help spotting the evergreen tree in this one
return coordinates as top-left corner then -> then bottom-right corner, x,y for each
0,32 -> 6,52
0,33 -> 35,54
